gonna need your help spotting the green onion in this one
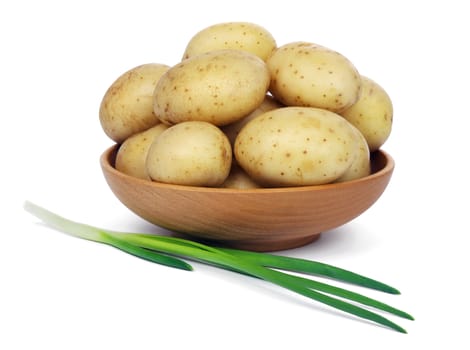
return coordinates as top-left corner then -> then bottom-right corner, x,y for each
24,201 -> 413,333
219,248 -> 401,294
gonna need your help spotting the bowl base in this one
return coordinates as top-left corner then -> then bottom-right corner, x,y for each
200,233 -> 322,252
101,146 -> 394,253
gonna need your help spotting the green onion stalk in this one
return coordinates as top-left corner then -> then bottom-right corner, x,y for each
24,201 -> 413,333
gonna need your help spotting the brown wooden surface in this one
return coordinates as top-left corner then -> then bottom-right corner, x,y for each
100,145 -> 394,251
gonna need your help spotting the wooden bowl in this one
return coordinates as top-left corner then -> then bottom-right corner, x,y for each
100,145 -> 394,251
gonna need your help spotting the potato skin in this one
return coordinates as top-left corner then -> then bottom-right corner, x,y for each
153,49 -> 270,126
146,121 -> 232,187
99,63 -> 170,143
334,124 -> 370,182
221,94 -> 283,147
220,162 -> 261,189
182,22 -> 277,61
267,42 -> 361,112
115,124 -> 169,180
235,107 -> 357,186
340,76 -> 393,151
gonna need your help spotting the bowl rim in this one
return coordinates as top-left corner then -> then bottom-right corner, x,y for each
100,145 -> 394,194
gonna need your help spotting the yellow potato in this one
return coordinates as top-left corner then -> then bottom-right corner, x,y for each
220,162 -> 261,189
340,76 -> 393,151
221,94 -> 283,147
267,42 -> 361,112
182,22 -> 277,61
153,49 -> 270,126
335,124 -> 370,183
115,124 -> 169,180
99,63 -> 169,143
146,121 -> 232,187
235,107 -> 358,186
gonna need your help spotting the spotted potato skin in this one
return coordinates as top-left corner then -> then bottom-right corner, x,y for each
182,22 -> 277,61
340,76 -> 393,151
153,50 -> 270,127
235,107 -> 358,186
221,94 -> 283,147
99,63 -> 170,143
267,42 -> 361,112
335,124 -> 370,183
146,121 -> 232,187
115,123 -> 169,180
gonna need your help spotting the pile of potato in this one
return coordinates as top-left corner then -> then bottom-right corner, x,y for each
99,22 -> 393,188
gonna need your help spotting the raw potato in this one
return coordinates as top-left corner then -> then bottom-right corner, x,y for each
267,42 -> 361,112
115,124 -> 169,180
99,63 -> 170,143
153,49 -> 270,126
146,121 -> 232,187
340,76 -> 393,151
182,22 -> 277,61
235,107 -> 358,187
335,124 -> 370,183
220,162 -> 261,189
99,22 -> 394,189
221,94 -> 283,147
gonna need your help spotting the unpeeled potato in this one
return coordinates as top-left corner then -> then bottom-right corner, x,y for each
235,107 -> 358,186
153,49 -> 270,127
267,42 -> 361,112
99,63 -> 170,143
340,76 -> 393,151
182,22 -> 277,61
220,162 -> 261,189
115,123 -> 169,180
146,121 -> 232,187
221,94 -> 282,147
335,124 -> 370,183
101,22 -> 393,187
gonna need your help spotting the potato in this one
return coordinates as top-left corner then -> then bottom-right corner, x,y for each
335,124 -> 370,182
146,121 -> 232,186
235,107 -> 358,186
99,63 -> 170,143
182,22 -> 277,61
339,76 -> 393,151
221,94 -> 283,147
115,124 -> 169,180
153,49 -> 270,126
220,162 -> 261,189
267,42 -> 361,112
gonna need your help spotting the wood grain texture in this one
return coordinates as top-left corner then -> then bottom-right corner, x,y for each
101,145 -> 394,251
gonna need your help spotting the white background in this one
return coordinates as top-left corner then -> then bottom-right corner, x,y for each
1,0 -> 469,348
